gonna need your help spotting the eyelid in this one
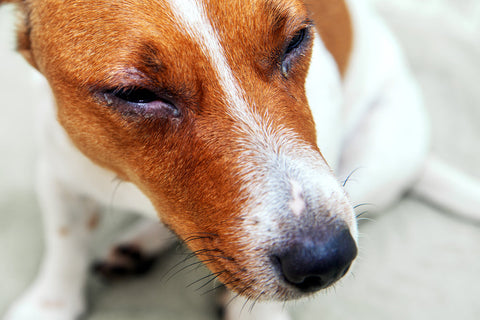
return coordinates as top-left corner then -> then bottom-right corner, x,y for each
285,28 -> 307,54
99,86 -> 181,119
108,86 -> 159,104
280,25 -> 312,76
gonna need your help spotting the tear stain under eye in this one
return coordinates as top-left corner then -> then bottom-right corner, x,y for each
281,63 -> 289,77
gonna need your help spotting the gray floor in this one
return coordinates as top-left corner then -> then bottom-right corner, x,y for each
1,1 -> 480,319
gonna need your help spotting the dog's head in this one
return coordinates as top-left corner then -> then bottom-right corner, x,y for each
5,0 -> 357,300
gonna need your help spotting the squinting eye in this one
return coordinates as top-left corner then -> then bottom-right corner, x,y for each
281,27 -> 309,76
112,87 -> 159,104
285,28 -> 307,56
103,86 -> 181,119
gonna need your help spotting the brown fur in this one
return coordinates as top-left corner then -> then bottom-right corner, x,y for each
304,0 -> 353,76
2,0 -> 352,298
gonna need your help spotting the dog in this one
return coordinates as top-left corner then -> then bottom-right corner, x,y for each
2,0 -> 479,319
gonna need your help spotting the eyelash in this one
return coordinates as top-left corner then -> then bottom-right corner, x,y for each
286,28 -> 307,55
281,27 -> 310,76
111,87 -> 159,104
99,27 -> 310,115
103,87 -> 181,118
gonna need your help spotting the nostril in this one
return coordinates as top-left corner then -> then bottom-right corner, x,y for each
292,275 -> 326,293
272,228 -> 357,293
272,254 -> 337,293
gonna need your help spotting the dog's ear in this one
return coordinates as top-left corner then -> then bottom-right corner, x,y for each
2,0 -> 39,69
0,0 -> 22,5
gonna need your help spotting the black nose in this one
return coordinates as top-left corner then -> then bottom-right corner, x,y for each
272,227 -> 357,293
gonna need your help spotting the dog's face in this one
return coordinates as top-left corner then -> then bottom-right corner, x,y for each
13,0 -> 357,300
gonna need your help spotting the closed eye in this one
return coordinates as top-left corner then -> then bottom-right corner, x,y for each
285,28 -> 307,55
103,86 -> 181,119
281,26 -> 311,76
111,87 -> 159,104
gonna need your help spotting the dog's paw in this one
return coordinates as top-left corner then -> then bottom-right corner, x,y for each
93,244 -> 157,279
4,287 -> 85,320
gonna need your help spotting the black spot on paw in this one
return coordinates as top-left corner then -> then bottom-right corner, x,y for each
92,244 -> 157,280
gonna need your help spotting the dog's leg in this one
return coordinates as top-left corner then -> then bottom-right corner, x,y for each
5,158 -> 98,320
94,217 -> 176,278
413,155 -> 480,221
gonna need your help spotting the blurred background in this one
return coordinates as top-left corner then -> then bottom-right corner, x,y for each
1,0 -> 479,319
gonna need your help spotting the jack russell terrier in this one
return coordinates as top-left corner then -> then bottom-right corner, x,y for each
2,0 -> 479,319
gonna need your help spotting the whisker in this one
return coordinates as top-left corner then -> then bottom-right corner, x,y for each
248,291 -> 264,313
224,280 -> 253,309
183,232 -> 218,241
237,279 -> 258,314
195,253 -> 235,261
163,257 -> 214,283
161,245 -> 229,283
174,258 -> 215,277
186,249 -> 216,260
183,235 -> 212,244
106,178 -> 123,215
195,271 -> 226,291
200,277 -> 240,296
165,248 -> 219,273
357,217 -> 376,223
186,272 -> 217,289
192,248 -> 221,254
225,292 -> 241,308
160,251 -> 197,280
353,203 -> 374,209
356,210 -> 369,218
240,293 -> 252,314
342,167 -> 362,187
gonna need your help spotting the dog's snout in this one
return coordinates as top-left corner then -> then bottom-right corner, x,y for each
272,227 -> 357,293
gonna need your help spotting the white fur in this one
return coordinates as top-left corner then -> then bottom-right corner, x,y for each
413,155 -> 480,221
4,156 -> 97,320
166,0 -> 313,161
5,0 -> 442,319
336,0 -> 430,209
289,180 -> 306,217
305,36 -> 344,169
167,0 -> 351,239
224,291 -> 291,320
34,75 -> 157,217
168,0 -> 248,116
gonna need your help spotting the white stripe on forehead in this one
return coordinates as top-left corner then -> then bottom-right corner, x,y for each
166,0 -> 350,245
167,0 -> 249,121
167,0 -> 327,177
167,0 -> 309,154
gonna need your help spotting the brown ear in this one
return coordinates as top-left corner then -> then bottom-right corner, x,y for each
303,0 -> 353,77
3,0 -> 39,69
16,14 -> 38,69
0,0 -> 21,4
